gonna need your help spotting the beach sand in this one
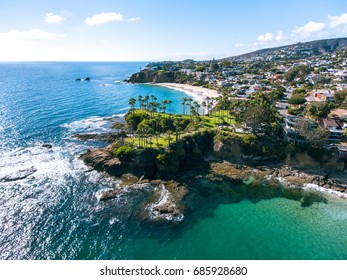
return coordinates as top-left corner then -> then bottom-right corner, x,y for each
157,83 -> 221,100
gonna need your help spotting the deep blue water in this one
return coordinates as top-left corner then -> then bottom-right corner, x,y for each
0,62 -> 346,260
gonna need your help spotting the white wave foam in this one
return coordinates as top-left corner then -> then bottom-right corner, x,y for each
303,183 -> 347,199
62,114 -> 126,134
62,116 -> 112,134
146,184 -> 184,222
0,144 -> 88,185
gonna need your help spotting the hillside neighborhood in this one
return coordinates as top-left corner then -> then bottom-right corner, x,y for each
130,38 -> 347,157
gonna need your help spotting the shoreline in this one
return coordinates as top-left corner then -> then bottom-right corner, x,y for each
155,83 -> 221,102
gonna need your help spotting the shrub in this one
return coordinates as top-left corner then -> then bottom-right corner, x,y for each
156,152 -> 172,165
241,134 -> 257,155
114,145 -> 134,161
125,110 -> 148,131
261,145 -> 271,156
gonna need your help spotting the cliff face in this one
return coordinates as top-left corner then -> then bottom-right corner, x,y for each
127,70 -> 176,83
80,131 -> 216,180
81,132 -> 346,182
127,69 -> 192,84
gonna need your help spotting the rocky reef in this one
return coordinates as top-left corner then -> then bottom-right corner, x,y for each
96,174 -> 188,222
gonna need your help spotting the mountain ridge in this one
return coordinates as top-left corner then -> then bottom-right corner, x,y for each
226,37 -> 347,61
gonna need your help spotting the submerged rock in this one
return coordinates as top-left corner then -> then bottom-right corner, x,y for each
143,181 -> 188,222
42,144 -> 52,149
0,166 -> 37,182
99,189 -> 128,201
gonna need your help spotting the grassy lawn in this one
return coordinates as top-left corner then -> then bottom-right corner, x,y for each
124,110 -> 239,148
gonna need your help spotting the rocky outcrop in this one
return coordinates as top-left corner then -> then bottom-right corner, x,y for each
81,131 -> 216,180
127,70 -> 176,83
143,181 -> 187,222
42,144 -> 52,149
210,162 -> 347,194
287,149 -> 345,171
80,146 -> 158,179
97,177 -> 188,222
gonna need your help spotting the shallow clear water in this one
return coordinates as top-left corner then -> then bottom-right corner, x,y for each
0,62 -> 346,260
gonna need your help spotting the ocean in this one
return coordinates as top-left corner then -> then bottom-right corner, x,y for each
0,62 -> 346,260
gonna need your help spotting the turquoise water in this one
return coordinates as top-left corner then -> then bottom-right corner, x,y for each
0,62 -> 346,260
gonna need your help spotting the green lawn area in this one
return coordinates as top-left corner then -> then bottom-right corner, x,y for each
124,110 -> 238,148
201,111 -> 236,127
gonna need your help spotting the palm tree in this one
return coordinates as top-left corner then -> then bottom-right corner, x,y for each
193,101 -> 201,115
137,95 -> 143,110
167,99 -> 172,116
143,95 -> 149,112
128,98 -> 136,109
181,97 -> 187,115
161,100 -> 168,114
160,105 -> 167,114
206,97 -> 211,115
187,98 -> 193,116
201,101 -> 207,115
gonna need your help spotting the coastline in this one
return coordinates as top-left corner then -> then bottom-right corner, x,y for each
155,83 -> 221,102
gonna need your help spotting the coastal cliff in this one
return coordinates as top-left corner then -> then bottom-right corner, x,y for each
127,69 -> 191,84
79,127 -> 347,223
80,130 -> 347,192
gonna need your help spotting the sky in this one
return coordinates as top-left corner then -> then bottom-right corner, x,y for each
0,0 -> 347,61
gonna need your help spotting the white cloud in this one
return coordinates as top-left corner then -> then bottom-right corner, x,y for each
127,17 -> 141,23
0,29 -> 66,41
85,12 -> 123,26
44,13 -> 66,24
292,21 -> 325,39
328,13 -> 347,28
234,43 -> 244,48
276,31 -> 286,42
257,32 -> 274,42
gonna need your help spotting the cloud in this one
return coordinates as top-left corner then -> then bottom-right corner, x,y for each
328,13 -> 347,28
127,17 -> 141,23
276,31 -> 286,42
292,21 -> 325,39
44,13 -> 66,24
257,32 -> 274,42
0,29 -> 66,41
234,43 -> 244,48
85,12 -> 123,26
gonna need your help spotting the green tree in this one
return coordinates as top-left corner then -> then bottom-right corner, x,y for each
284,65 -> 311,83
334,89 -> 347,106
294,118 -> 329,147
288,94 -> 306,105
240,93 -> 281,137
305,102 -> 331,119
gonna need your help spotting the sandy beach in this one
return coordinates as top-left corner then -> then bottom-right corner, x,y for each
156,83 -> 221,101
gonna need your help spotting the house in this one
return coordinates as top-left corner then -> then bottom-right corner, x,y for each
335,70 -> 347,81
336,83 -> 347,91
322,118 -> 344,140
337,145 -> 347,159
309,90 -> 334,102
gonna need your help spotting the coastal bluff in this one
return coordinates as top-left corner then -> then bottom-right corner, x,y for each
127,69 -> 189,84
80,131 -> 347,194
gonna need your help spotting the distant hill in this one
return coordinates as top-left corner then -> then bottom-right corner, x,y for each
227,37 -> 347,61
